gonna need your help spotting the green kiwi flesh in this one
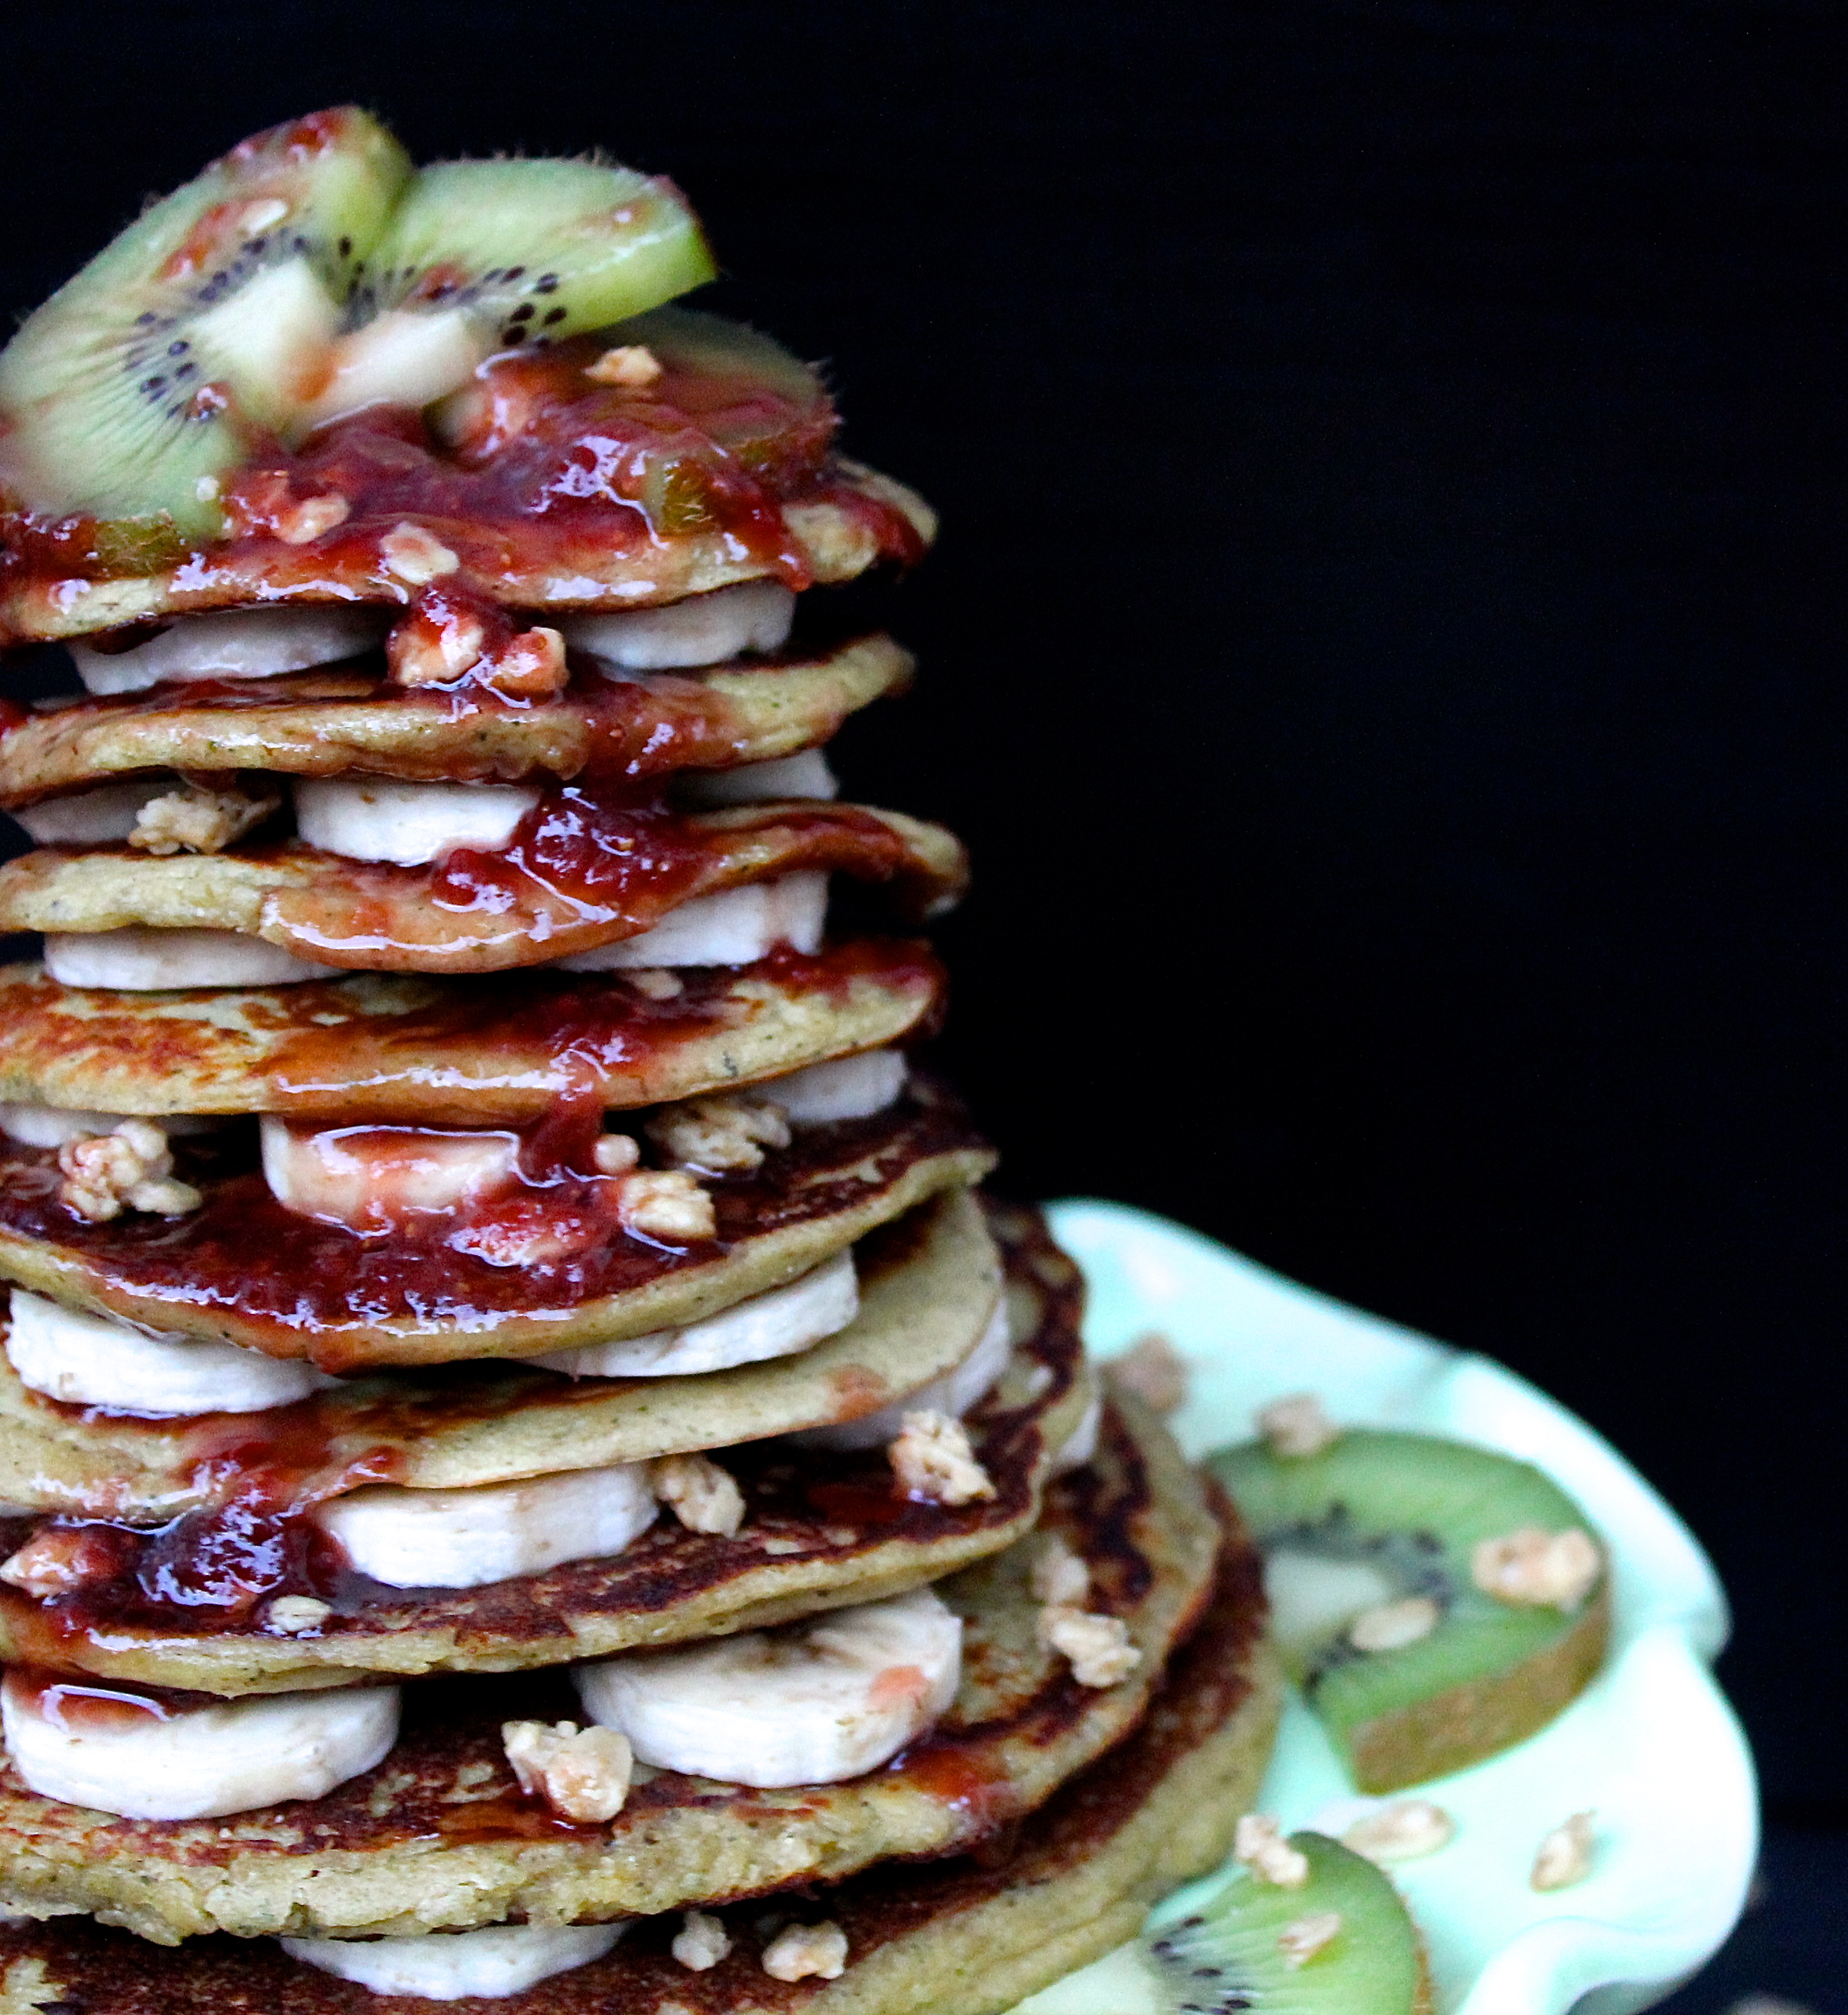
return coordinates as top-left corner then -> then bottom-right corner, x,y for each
0,115 -> 716,533
1210,1429 -> 1608,1792
0,108 -> 411,536
355,157 -> 715,352
1148,1832 -> 1431,2014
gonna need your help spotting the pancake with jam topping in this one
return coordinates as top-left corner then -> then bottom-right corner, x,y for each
0,1389 -> 1207,1945
0,634 -> 911,806
0,286 -> 936,641
0,942 -> 943,1125
0,801 -> 965,974
0,1188 -> 1002,1520
0,1080 -> 994,1366
0,1523 -> 1278,2014
0,1274 -> 1087,1697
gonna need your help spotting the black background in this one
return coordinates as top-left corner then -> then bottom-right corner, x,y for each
0,2 -> 1842,1996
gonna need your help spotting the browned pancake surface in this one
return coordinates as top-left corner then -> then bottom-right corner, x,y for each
0,941 -> 942,1124
0,1500 -> 1278,2012
0,637 -> 910,804
0,1394 -> 1217,1941
0,802 -> 964,974
0,1200 -> 1075,1692
0,1084 -> 993,1363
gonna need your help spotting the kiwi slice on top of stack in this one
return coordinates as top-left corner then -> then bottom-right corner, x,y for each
1148,1829 -> 1431,2015
0,108 -> 411,536
0,108 -> 716,538
1211,1419 -> 1608,1793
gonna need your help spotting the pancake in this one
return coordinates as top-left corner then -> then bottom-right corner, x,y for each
0,1188 -> 1002,1520
0,1202 -> 1087,1695
0,942 -> 943,1125
0,804 -> 965,974
0,1083 -> 994,1366
0,462 -> 932,647
0,636 -> 911,805
0,1391 -> 1213,1944
0,1527 -> 1278,2013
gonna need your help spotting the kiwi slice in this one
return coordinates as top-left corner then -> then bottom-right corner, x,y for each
1210,1429 -> 1608,1792
0,114 -> 717,530
1148,1831 -> 1431,2014
356,158 -> 714,349
0,108 -> 411,536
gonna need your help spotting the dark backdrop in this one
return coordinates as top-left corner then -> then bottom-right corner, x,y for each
0,0 -> 1841,1889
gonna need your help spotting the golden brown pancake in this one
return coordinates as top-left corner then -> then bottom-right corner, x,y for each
0,1084 -> 994,1366
0,1202 -> 1087,1696
0,1189 -> 1002,1520
0,461 -> 933,646
0,636 -> 910,804
0,1391 -> 1213,1943
0,803 -> 965,974
0,1512 -> 1278,2014
0,942 -> 942,1125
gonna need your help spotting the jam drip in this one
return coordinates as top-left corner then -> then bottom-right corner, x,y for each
0,1085 -> 988,1345
0,334 -> 926,618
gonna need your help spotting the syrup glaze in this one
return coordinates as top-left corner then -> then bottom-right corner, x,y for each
0,334 -> 926,640
0,1086 -> 985,1341
0,1199 -> 1069,1646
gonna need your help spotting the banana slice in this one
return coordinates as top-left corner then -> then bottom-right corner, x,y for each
295,778 -> 542,866
13,779 -> 174,844
534,1250 -> 858,1378
790,1296 -> 1010,1453
553,871 -> 827,971
0,1104 -> 223,1147
68,606 -> 389,695
282,1923 -> 625,2000
43,928 -> 341,989
261,1117 -> 522,1230
575,1587 -> 962,1786
6,1287 -> 337,1414
316,1462 -> 657,1589
1,1672 -> 399,1819
677,747 -> 838,808
561,581 -> 795,672
1053,1386 -> 1103,1474
763,1047 -> 907,1123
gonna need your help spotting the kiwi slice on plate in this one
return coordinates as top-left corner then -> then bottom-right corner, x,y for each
1148,1829 -> 1431,2014
1210,1425 -> 1608,1792
0,108 -> 410,536
309,157 -> 716,426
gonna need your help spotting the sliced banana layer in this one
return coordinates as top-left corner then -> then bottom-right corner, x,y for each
553,871 -> 827,972
792,1294 -> 1012,1452
5,1289 -> 335,1415
535,1249 -> 858,1378
317,1462 -> 658,1589
12,779 -> 171,845
69,606 -> 390,696
677,747 -> 837,807
561,580 -> 795,672
282,1924 -> 625,2000
43,927 -> 340,990
577,1587 -> 961,1787
294,778 -> 541,866
0,1104 -> 218,1148
259,1117 -> 522,1233
0,1672 -> 399,1820
764,1047 -> 907,1123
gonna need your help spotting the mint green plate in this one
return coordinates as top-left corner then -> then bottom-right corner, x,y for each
1011,1201 -> 1756,2015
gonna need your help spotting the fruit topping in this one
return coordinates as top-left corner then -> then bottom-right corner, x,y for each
1147,1825 -> 1431,2013
0,109 -> 714,543
1211,1421 -> 1608,1791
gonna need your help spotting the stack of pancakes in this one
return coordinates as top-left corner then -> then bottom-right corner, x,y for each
0,126 -> 1281,2015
